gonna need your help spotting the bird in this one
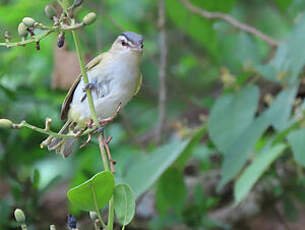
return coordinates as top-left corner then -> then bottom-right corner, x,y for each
46,31 -> 144,158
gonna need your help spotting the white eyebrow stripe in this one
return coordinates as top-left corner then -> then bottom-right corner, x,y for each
118,35 -> 128,42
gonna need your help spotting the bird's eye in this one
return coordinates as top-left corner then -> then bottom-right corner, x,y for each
121,41 -> 127,47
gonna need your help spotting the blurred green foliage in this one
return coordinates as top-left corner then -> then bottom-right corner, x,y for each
2,0 -> 305,229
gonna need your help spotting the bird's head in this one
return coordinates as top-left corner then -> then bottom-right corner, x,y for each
110,31 -> 144,56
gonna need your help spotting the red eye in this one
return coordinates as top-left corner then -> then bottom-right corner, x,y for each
121,41 -> 127,46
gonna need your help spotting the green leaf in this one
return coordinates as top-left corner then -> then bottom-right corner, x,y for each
156,167 -> 186,213
208,85 -> 259,153
113,183 -> 135,226
218,112 -> 272,190
123,127 -> 205,198
234,144 -> 287,205
175,126 -> 207,169
274,0 -> 293,11
165,0 -> 218,58
287,128 -> 305,167
193,0 -> 236,12
269,84 -> 298,131
67,171 -> 114,211
257,14 -> 305,83
218,84 -> 298,189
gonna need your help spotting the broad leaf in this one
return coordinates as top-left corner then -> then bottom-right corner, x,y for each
208,85 -> 259,153
287,128 -> 305,167
123,127 -> 205,198
234,144 -> 287,205
156,167 -> 186,213
218,84 -> 297,189
165,0 -> 218,58
67,171 -> 114,211
113,183 -> 135,226
269,84 -> 298,131
218,111 -> 272,189
257,14 -> 305,83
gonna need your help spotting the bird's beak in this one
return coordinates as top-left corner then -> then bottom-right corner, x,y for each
132,40 -> 144,52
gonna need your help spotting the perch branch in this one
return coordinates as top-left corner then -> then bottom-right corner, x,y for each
180,0 -> 279,47
12,120 -> 94,139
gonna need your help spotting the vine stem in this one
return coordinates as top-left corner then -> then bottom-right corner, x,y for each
63,1 -> 114,229
108,197 -> 115,230
71,15 -> 115,230
91,185 -> 107,229
71,26 -> 99,127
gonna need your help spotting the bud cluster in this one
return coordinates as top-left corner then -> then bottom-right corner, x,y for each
2,0 -> 97,51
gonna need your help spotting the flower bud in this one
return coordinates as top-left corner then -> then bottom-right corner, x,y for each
22,17 -> 36,27
83,12 -> 96,25
50,225 -> 56,230
0,119 -> 13,129
45,5 -> 57,20
89,211 -> 97,221
14,208 -> 26,223
18,22 -> 28,38
57,32 -> 65,48
67,214 -> 77,229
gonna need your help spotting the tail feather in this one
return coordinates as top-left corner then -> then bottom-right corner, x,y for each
46,121 -> 77,158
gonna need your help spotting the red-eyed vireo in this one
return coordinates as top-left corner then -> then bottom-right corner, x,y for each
46,31 -> 144,157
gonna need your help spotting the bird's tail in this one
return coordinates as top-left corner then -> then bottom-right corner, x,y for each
46,121 -> 77,158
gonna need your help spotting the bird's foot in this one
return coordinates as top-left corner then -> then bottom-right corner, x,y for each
93,126 -> 105,134
99,103 -> 122,126
80,80 -> 98,102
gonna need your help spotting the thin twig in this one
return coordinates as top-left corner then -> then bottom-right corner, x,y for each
102,134 -> 115,174
12,120 -> 93,139
98,135 -> 110,171
0,23 -> 85,48
155,0 -> 168,144
180,0 -> 279,48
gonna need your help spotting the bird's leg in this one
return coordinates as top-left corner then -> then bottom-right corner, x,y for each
85,118 -> 94,129
99,103 -> 122,126
81,79 -> 98,102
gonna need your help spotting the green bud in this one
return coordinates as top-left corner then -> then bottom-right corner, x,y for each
0,119 -> 13,129
45,5 -> 57,19
14,208 -> 26,223
22,17 -> 36,27
83,12 -> 96,25
89,211 -> 98,221
18,22 -> 28,38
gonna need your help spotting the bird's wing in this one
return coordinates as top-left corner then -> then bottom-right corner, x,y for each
134,73 -> 143,96
60,53 -> 105,120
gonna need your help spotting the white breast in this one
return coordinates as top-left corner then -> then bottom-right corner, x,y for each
69,53 -> 140,121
